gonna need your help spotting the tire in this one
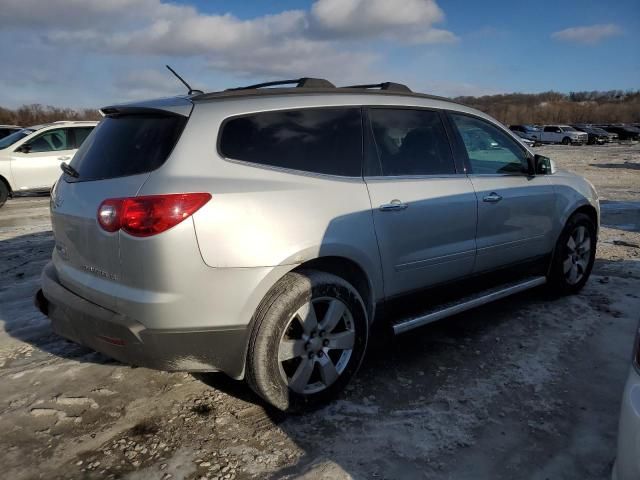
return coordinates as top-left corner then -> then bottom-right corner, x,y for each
246,269 -> 368,412
547,212 -> 597,295
0,181 -> 9,208
562,137 -> 571,145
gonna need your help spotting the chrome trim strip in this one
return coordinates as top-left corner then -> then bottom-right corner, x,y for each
395,249 -> 476,271
392,276 -> 546,334
476,235 -> 546,254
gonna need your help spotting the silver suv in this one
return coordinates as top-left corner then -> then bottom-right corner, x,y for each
36,78 -> 599,411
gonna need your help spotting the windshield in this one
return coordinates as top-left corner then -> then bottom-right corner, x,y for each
562,126 -> 577,132
0,129 -> 33,150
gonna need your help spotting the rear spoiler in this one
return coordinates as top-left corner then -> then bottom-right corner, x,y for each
100,96 -> 193,117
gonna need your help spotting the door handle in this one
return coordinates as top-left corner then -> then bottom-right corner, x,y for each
483,192 -> 502,203
379,199 -> 408,212
58,156 -> 71,161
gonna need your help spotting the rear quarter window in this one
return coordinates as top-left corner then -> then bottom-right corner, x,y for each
69,114 -> 186,182
219,107 -> 363,177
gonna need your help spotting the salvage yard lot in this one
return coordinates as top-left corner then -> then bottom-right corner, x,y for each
1,144 -> 639,480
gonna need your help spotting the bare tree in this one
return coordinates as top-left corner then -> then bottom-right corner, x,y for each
454,90 -> 640,125
0,104 -> 101,126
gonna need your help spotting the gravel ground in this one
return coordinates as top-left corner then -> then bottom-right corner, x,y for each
0,143 -> 639,480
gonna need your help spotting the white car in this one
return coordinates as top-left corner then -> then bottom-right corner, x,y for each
536,125 -> 588,145
0,121 -> 97,207
613,323 -> 640,480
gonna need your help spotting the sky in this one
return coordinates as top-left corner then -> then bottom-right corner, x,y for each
0,0 -> 638,109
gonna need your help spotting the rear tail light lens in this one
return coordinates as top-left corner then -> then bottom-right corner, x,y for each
98,199 -> 123,232
97,193 -> 211,237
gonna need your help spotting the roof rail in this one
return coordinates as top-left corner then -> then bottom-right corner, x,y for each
341,82 -> 412,93
227,77 -> 335,91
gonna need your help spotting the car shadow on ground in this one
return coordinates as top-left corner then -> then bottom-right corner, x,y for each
599,200 -> 640,233
0,230 -> 116,366
192,286 -> 561,478
590,162 -> 640,171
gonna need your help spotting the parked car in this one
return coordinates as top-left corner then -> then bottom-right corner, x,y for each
509,124 -> 541,142
0,121 -> 97,207
35,78 -> 599,412
536,125 -> 588,145
613,321 -> 640,480
0,125 -> 40,150
571,124 -> 612,145
599,124 -> 640,141
0,125 -> 22,140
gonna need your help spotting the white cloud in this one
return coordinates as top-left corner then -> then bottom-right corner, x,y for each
0,0 -> 457,105
551,24 -> 622,45
311,0 -> 457,43
3,0 -> 456,59
113,69 -> 184,101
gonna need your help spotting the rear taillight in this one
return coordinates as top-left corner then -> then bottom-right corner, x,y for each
97,193 -> 211,237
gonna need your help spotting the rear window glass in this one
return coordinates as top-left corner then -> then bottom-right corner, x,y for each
69,115 -> 186,181
219,108 -> 362,177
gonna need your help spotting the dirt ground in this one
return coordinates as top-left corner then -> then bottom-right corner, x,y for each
1,143 -> 639,480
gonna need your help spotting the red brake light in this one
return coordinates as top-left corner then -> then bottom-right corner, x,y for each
97,193 -> 211,237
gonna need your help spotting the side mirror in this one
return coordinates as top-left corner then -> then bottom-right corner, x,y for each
534,154 -> 553,175
16,144 -> 31,154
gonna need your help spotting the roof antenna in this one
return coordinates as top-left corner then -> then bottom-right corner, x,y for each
166,65 -> 204,95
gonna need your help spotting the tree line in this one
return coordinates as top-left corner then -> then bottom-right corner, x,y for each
454,90 -> 640,125
0,104 -> 101,127
1,89 -> 639,127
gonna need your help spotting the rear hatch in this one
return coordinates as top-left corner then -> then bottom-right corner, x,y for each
50,99 -> 191,310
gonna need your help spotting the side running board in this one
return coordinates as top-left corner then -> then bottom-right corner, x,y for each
392,276 -> 546,335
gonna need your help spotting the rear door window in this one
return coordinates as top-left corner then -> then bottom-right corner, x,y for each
69,115 -> 186,182
219,108 -> 362,177
368,108 -> 455,176
71,127 -> 94,148
28,128 -> 70,153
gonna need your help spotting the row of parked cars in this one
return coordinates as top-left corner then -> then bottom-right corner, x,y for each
509,123 -> 640,145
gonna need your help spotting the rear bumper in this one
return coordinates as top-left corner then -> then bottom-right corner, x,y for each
613,367 -> 640,480
37,262 -> 249,376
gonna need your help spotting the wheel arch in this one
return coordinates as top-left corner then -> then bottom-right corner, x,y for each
0,174 -> 12,195
558,201 -> 599,237
571,204 -> 598,229
239,254 -> 378,381
292,256 -> 376,323
548,201 -> 599,273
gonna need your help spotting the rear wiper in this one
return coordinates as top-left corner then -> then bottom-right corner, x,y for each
60,162 -> 80,178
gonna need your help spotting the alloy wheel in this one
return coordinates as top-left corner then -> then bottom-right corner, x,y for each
278,297 -> 355,394
563,225 -> 591,285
